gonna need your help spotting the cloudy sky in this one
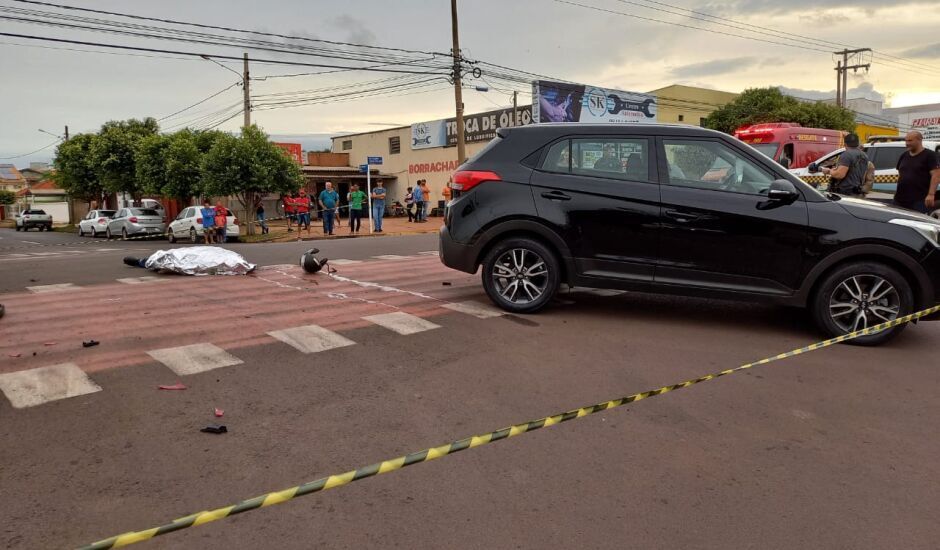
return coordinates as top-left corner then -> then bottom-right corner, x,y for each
2,0 -> 939,165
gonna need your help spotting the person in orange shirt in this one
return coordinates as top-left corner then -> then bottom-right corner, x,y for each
442,179 -> 453,203
214,201 -> 228,243
420,180 -> 432,220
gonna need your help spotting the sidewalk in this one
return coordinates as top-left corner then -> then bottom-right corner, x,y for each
244,214 -> 442,243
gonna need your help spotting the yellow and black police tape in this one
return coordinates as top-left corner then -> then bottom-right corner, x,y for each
77,302 -> 940,549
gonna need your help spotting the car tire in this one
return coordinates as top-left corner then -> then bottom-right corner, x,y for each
14,224 -> 20,232
189,228 -> 198,244
78,226 -> 85,237
481,237 -> 560,314
106,228 -> 112,240
810,261 -> 913,346
91,228 -> 97,238
122,228 -> 128,241
167,229 -> 176,244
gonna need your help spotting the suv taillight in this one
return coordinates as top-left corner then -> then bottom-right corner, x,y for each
451,170 -> 500,193
233,217 -> 239,225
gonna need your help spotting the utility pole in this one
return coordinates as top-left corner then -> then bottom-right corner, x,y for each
833,48 -> 871,108
243,53 -> 251,128
450,0 -> 466,165
64,125 -> 69,141
513,91 -> 518,126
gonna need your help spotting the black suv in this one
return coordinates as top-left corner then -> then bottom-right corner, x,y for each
440,124 -> 940,345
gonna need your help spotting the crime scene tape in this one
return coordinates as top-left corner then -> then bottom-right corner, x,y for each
77,303 -> 940,549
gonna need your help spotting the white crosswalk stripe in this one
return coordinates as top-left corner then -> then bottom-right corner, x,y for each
442,300 -> 505,319
417,251 -> 439,256
147,343 -> 244,376
26,283 -> 79,293
327,259 -> 362,265
268,325 -> 356,354
0,363 -> 102,409
372,254 -> 410,260
364,312 -> 441,335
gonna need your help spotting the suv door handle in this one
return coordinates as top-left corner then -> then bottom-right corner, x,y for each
541,191 -> 571,201
664,209 -> 702,223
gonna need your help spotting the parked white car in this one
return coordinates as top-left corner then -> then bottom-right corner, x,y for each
77,209 -> 116,237
792,140 -> 940,194
106,207 -> 166,240
166,206 -> 240,243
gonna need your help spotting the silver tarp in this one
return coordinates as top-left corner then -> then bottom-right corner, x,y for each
144,247 -> 256,276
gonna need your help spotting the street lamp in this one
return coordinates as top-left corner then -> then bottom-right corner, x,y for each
38,128 -> 63,140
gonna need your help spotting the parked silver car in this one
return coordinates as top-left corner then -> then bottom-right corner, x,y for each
78,209 -> 116,237
106,208 -> 166,240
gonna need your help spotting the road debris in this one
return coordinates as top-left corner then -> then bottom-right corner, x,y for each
214,408 -> 224,418
157,383 -> 187,391
82,340 -> 100,348
200,424 -> 227,434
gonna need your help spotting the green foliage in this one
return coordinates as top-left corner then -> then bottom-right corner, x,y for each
202,125 -> 304,234
703,87 -> 857,134
90,117 -> 159,197
0,189 -> 15,205
52,133 -> 103,204
135,130 -> 215,201
674,145 -> 717,180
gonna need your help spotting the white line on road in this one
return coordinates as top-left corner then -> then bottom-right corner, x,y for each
268,325 -> 356,354
27,283 -> 79,293
147,343 -> 244,376
364,312 -> 441,335
0,363 -> 102,409
20,240 -> 40,244
372,254 -> 410,260
417,251 -> 439,256
327,259 -> 362,265
442,300 -> 505,319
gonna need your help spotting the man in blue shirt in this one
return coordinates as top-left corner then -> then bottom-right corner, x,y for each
318,181 -> 339,236
371,181 -> 386,232
411,182 -> 424,222
199,199 -> 216,244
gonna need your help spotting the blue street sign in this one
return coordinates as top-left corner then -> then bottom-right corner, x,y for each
359,164 -> 369,173
367,156 -> 383,165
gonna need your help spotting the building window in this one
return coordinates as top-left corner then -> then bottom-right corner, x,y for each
700,117 -> 706,127
389,136 -> 401,155
678,114 -> 685,122
342,140 -> 352,151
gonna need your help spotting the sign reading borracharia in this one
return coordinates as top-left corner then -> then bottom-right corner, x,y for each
444,106 -> 533,146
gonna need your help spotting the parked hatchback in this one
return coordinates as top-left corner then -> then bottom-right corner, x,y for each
106,208 -> 166,240
166,206 -> 239,243
78,209 -> 116,237
439,124 -> 940,345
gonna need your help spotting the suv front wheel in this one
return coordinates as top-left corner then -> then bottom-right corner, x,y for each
481,237 -> 559,313
811,261 -> 913,346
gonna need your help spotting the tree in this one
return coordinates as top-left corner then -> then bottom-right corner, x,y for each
0,189 -> 15,206
52,133 -> 104,206
703,87 -> 857,134
201,125 -> 303,235
90,117 -> 159,199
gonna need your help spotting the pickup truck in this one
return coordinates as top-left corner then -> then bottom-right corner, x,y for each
14,209 -> 53,231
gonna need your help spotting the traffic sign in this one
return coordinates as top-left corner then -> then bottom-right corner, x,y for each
359,164 -> 369,173
367,156 -> 383,165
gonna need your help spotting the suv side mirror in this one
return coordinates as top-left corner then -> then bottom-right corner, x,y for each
767,179 -> 800,203
807,162 -> 819,173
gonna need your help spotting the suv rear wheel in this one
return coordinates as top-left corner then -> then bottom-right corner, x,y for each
481,237 -> 559,313
811,261 -> 913,346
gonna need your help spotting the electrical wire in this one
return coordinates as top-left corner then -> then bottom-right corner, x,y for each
158,82 -> 241,121
0,138 -> 61,160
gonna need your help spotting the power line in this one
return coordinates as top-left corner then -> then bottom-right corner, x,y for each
0,138 -> 61,160
0,32 -> 450,75
12,0 -> 448,57
158,82 -> 241,121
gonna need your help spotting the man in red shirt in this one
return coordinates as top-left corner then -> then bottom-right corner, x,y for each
294,189 -> 312,239
283,193 -> 296,232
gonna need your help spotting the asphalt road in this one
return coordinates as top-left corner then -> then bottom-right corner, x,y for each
1,228 -> 938,550
0,228 -> 439,292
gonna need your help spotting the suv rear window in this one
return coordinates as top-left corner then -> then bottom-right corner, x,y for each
131,208 -> 160,216
99,210 -> 116,216
26,209 -> 46,215
540,138 -> 652,182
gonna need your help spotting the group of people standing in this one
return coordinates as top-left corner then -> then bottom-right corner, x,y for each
276,180 -> 388,237
199,199 -> 230,244
405,179 -> 437,223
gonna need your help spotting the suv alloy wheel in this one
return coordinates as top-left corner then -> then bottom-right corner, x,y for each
481,237 -> 560,313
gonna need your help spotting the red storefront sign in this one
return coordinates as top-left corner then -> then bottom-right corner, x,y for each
273,142 -> 303,164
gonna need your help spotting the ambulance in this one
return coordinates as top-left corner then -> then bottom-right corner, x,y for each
734,123 -> 844,169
